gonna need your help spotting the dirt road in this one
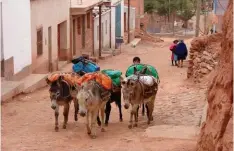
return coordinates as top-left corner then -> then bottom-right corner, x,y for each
2,40 -> 206,151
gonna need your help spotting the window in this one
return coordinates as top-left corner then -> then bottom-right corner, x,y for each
105,20 -> 107,34
37,28 -> 43,56
97,25 -> 99,40
77,17 -> 81,35
87,12 -> 90,28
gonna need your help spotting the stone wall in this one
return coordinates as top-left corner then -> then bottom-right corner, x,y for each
195,0 -> 233,151
187,33 -> 222,82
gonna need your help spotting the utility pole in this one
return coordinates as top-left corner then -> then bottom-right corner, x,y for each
128,0 -> 130,43
99,4 -> 102,57
195,0 -> 201,37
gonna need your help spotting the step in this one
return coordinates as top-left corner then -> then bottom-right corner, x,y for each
130,38 -> 141,47
1,80 -> 24,102
22,74 -> 48,94
58,61 -> 68,70
144,125 -> 200,140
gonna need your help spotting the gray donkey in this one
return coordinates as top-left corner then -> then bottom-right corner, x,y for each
77,80 -> 111,139
121,67 -> 159,129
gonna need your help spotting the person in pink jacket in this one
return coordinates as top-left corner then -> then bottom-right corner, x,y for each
169,40 -> 179,66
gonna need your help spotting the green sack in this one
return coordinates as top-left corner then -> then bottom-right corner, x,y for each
125,64 -> 159,79
101,69 -> 122,86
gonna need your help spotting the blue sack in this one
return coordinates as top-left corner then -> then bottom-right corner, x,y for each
72,61 -> 100,73
71,56 -> 85,64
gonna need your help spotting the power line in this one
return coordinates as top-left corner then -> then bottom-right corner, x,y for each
217,0 -> 227,11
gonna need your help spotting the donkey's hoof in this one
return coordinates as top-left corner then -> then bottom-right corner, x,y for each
128,125 -> 133,129
97,122 -> 101,127
147,121 -> 151,125
55,127 -> 59,132
105,123 -> 108,127
87,131 -> 91,135
74,116 -> 78,121
63,125 -> 67,129
120,118 -> 123,122
90,135 -> 97,139
133,123 -> 138,127
101,128 -> 106,132
150,117 -> 154,121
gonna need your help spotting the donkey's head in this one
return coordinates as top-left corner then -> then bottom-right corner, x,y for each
76,81 -> 98,117
133,66 -> 147,76
121,76 -> 138,109
48,76 -> 71,110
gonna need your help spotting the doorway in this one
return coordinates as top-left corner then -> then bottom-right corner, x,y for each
72,19 -> 76,56
124,12 -> 127,32
48,26 -> 52,72
101,22 -> 104,49
57,21 -> 68,61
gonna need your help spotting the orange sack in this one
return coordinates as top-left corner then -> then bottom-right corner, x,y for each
47,72 -> 81,86
77,72 -> 112,90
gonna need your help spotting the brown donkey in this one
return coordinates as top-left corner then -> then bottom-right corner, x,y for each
121,67 -> 159,129
46,73 -> 80,131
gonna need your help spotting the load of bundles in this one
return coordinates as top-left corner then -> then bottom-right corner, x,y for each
101,69 -> 122,92
125,64 -> 160,98
76,72 -> 112,90
76,72 -> 113,99
72,56 -> 100,75
125,63 -> 159,80
46,72 -> 80,87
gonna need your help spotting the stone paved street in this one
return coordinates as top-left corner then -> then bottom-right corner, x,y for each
2,39 -> 207,151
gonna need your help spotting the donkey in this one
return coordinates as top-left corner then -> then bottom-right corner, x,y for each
77,80 -> 111,139
46,75 -> 79,132
121,67 -> 159,129
96,87 -> 122,126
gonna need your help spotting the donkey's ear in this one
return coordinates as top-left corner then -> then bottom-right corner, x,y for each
141,67 -> 147,74
120,76 -> 124,82
133,66 -> 138,74
46,78 -> 51,85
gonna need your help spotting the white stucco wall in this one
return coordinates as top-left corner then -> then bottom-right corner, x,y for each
0,1 -> 3,61
111,0 -> 124,49
2,0 -> 32,74
120,0 -> 124,37
110,6 -> 116,49
124,6 -> 136,30
30,0 -> 70,71
94,10 -> 111,54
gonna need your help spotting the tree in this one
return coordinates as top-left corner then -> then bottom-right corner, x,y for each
144,0 -> 157,14
144,0 -> 196,27
176,0 -> 197,27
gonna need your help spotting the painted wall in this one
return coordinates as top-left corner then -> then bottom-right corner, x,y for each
0,2 -> 3,61
30,0 -> 70,73
124,0 -> 144,29
2,0 -> 32,74
111,0 -> 124,49
124,6 -> 136,30
120,0 -> 124,37
94,10 -> 111,54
